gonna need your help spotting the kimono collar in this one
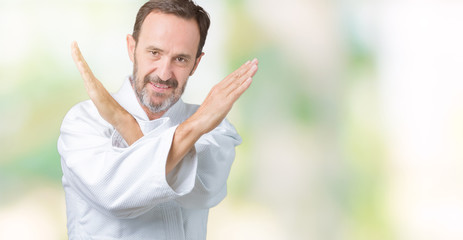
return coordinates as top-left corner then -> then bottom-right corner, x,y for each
113,77 -> 185,122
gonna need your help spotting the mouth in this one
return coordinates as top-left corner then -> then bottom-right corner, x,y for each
142,74 -> 178,94
152,82 -> 169,89
149,82 -> 172,92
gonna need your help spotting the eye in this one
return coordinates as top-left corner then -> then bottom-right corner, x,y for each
176,57 -> 187,63
150,51 -> 159,56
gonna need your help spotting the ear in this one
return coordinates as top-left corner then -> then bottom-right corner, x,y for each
189,52 -> 205,76
126,34 -> 136,63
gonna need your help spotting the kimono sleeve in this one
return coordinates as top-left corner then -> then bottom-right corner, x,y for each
174,119 -> 242,209
57,102 -> 197,219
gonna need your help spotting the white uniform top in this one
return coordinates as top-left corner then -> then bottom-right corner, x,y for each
58,79 -> 241,240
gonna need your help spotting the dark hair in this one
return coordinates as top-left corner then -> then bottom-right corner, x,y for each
132,0 -> 210,58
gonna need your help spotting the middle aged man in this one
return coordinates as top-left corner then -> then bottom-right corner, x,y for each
58,0 -> 258,239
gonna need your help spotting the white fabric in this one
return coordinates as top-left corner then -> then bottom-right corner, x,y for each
58,78 -> 241,240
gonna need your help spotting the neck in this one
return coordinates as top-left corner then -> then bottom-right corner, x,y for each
141,105 -> 167,121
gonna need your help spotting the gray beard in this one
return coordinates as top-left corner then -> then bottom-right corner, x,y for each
139,85 -> 177,113
130,74 -> 186,114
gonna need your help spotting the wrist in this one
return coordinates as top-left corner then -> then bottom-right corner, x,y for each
182,111 -> 212,136
177,117 -> 204,140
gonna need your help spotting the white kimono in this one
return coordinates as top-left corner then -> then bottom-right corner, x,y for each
57,79 -> 241,240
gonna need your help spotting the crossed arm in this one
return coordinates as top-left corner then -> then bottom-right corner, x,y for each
71,41 -> 258,174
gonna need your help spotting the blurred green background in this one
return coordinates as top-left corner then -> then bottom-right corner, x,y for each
1,0 -> 463,239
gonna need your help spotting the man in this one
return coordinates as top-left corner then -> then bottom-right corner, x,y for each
57,0 -> 258,239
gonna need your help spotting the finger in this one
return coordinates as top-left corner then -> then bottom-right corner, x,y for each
220,59 -> 255,86
71,42 -> 92,72
232,58 -> 258,82
71,41 -> 98,91
228,76 -> 253,101
233,59 -> 257,79
223,63 -> 258,96
71,42 -> 94,80
218,59 -> 258,94
228,62 -> 258,94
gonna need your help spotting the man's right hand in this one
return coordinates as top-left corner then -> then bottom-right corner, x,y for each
71,41 -> 144,146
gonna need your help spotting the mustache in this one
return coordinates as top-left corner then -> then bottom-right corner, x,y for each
144,74 -> 178,88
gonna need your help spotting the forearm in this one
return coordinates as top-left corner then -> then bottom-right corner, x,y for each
174,119 -> 241,209
166,117 -> 204,174
113,110 -> 144,146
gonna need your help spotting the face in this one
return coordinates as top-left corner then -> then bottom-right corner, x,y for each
127,12 -> 203,116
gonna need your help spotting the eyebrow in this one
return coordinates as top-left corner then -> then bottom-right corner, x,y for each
146,46 -> 163,52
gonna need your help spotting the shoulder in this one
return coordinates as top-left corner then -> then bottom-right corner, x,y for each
63,100 -> 98,124
65,99 -> 96,117
60,99 -> 112,135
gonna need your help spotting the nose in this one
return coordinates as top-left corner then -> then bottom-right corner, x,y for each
156,58 -> 173,81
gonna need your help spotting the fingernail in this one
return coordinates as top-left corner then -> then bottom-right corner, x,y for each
251,65 -> 257,71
